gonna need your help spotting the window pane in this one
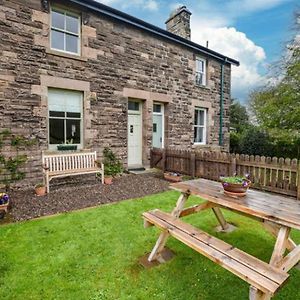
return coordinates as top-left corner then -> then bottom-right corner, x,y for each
196,72 -> 203,85
51,10 -> 65,30
50,111 -> 65,117
51,30 -> 64,51
66,34 -> 78,53
66,14 -> 79,34
153,123 -> 157,133
128,101 -> 139,111
194,127 -> 203,143
66,119 -> 81,144
199,110 -> 205,126
49,118 -> 65,144
153,104 -> 161,113
67,112 -> 81,118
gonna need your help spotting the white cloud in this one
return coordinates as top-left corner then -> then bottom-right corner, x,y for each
191,19 -> 267,102
144,0 -> 158,11
95,0 -> 158,11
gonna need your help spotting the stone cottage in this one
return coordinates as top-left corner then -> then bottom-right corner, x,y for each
0,0 -> 239,185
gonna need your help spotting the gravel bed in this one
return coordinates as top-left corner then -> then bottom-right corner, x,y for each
0,172 -> 170,223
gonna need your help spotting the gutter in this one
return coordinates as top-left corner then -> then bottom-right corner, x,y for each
68,0 -> 239,66
219,58 -> 227,146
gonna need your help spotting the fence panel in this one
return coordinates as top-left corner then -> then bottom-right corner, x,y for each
150,148 -> 299,199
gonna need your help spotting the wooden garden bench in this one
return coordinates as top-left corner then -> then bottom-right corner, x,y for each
143,209 -> 288,296
142,179 -> 300,299
42,151 -> 104,193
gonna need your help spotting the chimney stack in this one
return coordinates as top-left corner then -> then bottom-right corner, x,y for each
165,6 -> 192,40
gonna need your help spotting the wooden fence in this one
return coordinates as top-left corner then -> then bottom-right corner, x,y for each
150,148 -> 300,199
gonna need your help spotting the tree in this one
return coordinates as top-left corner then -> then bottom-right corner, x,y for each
249,11 -> 300,158
229,99 -> 249,132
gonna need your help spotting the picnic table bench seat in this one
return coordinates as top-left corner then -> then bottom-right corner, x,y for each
143,209 -> 289,296
42,151 -> 104,193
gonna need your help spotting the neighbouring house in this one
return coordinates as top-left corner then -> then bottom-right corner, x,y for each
0,0 -> 239,186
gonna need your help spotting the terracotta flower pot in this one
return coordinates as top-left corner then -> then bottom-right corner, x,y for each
164,172 -> 182,183
221,180 -> 251,197
104,176 -> 113,185
0,193 -> 10,213
35,186 -> 46,196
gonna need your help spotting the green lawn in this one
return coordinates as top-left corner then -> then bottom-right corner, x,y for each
0,191 -> 299,300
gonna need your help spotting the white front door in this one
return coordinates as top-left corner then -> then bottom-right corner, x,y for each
152,103 -> 164,148
128,101 -> 142,167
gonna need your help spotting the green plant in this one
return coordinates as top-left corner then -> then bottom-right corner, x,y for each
103,148 -> 123,177
35,183 -> 45,188
0,129 -> 37,191
220,176 -> 249,184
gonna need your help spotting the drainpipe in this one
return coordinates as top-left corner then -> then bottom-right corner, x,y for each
219,58 -> 227,147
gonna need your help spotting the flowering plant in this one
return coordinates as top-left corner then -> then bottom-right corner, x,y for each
0,193 -> 9,205
220,174 -> 250,186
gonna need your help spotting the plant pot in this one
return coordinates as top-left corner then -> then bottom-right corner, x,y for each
164,172 -> 182,183
221,180 -> 251,197
0,197 -> 9,213
104,176 -> 113,185
57,145 -> 77,151
35,186 -> 46,196
0,193 -> 10,213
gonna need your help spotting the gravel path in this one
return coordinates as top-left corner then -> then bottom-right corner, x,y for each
1,172 -> 170,223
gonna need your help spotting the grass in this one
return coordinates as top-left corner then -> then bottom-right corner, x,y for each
0,191 -> 299,300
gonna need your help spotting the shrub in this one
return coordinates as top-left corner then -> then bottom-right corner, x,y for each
103,148 -> 123,177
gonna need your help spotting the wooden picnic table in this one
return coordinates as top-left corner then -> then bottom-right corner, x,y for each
142,178 -> 300,300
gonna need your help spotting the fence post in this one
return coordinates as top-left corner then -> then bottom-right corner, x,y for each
190,151 -> 196,178
231,155 -> 237,176
297,162 -> 300,200
162,149 -> 166,172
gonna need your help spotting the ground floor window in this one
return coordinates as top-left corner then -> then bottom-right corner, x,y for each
48,89 -> 83,148
194,108 -> 207,144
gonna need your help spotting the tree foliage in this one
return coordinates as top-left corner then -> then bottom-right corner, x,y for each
248,12 -> 300,159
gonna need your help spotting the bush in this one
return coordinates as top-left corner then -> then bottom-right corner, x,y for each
103,148 -> 123,177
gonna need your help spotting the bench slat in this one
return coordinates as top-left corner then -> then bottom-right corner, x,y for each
143,210 -> 289,295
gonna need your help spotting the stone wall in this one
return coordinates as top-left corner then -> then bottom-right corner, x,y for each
0,0 -> 231,188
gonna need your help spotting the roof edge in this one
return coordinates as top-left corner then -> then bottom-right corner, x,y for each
67,0 -> 240,66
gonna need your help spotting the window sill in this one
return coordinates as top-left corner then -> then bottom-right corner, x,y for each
46,49 -> 87,62
195,84 -> 211,91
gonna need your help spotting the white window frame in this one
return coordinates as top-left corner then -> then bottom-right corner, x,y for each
48,89 -> 83,150
195,57 -> 206,86
152,103 -> 165,149
193,108 -> 207,145
50,6 -> 81,56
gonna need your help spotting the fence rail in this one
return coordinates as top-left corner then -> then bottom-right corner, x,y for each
150,148 -> 300,199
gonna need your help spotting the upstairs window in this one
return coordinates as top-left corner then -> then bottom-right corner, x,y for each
50,8 -> 81,55
196,57 -> 206,86
194,108 -> 207,144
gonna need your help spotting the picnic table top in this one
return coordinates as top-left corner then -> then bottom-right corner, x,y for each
170,178 -> 300,231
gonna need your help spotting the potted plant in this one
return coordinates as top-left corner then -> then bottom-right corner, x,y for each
103,148 -> 123,185
0,193 -> 10,213
57,139 -> 77,151
220,175 -> 251,197
164,172 -> 182,182
35,183 -> 46,196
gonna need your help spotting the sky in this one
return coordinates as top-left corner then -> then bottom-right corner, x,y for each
96,0 -> 298,103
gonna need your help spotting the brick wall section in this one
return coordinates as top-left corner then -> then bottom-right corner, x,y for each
0,0 -> 231,187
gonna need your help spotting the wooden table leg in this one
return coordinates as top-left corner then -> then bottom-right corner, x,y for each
212,207 -> 230,231
250,225 -> 292,300
249,287 -> 271,300
263,221 -> 296,252
148,191 -> 190,262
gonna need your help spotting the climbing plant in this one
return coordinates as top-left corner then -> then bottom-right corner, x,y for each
0,129 -> 37,191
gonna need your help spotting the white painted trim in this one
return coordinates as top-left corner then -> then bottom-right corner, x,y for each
153,102 -> 165,149
50,6 -> 81,56
193,107 -> 207,145
196,57 -> 207,86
